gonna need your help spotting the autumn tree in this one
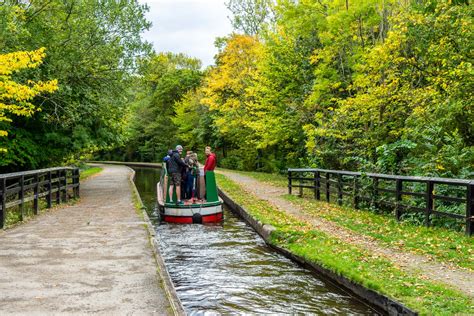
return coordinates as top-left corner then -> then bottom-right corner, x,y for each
0,48 -> 57,151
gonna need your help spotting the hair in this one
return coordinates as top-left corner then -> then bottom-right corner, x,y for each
205,146 -> 212,151
176,145 -> 183,151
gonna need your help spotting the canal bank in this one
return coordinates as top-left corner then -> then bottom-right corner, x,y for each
216,172 -> 473,315
218,188 -> 411,315
128,167 -> 185,315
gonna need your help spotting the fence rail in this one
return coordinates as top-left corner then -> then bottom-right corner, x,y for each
288,168 -> 474,236
0,167 -> 80,229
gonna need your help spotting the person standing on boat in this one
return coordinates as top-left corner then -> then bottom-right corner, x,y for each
184,151 -> 198,199
163,149 -> 172,172
204,146 -> 217,173
168,145 -> 187,205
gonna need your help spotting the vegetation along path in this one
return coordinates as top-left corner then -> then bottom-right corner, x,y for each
0,164 -> 173,315
218,170 -> 474,298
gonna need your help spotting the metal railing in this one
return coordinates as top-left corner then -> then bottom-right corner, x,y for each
0,167 -> 80,229
288,168 -> 474,236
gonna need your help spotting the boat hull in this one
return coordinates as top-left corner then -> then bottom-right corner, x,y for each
161,203 -> 223,224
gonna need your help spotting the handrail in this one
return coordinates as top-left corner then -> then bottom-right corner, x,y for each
287,168 -> 474,185
0,167 -> 80,229
288,168 -> 474,236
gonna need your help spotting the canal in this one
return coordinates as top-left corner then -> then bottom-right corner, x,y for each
133,167 -> 378,315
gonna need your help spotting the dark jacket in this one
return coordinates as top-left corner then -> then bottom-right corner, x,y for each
168,150 -> 187,174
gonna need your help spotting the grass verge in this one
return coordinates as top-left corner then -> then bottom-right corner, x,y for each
80,166 -> 103,180
219,168 -> 288,188
284,195 -> 474,271
216,173 -> 473,315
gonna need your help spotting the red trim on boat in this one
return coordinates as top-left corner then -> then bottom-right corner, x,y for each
164,212 -> 223,224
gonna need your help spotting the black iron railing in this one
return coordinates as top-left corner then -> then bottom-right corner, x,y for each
288,168 -> 474,236
0,167 -> 80,228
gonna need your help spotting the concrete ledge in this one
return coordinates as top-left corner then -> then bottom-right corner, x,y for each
218,188 -> 417,316
128,167 -> 185,316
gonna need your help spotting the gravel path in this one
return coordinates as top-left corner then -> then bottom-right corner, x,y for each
0,164 -> 172,315
219,170 -> 474,298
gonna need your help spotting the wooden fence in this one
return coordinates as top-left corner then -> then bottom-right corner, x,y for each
0,167 -> 80,229
288,168 -> 474,236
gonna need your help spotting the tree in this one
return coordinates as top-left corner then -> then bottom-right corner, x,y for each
0,48 -> 58,150
226,0 -> 275,35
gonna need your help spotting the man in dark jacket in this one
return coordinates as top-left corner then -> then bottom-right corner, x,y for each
168,145 -> 188,204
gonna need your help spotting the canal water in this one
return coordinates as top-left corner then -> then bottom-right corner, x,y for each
133,167 -> 377,315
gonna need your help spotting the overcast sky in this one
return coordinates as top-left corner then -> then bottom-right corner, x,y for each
139,0 -> 234,67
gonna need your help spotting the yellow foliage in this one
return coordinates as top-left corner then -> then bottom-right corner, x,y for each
0,48 -> 58,139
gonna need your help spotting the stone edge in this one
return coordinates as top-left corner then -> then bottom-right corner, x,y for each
127,166 -> 185,316
218,187 -> 418,316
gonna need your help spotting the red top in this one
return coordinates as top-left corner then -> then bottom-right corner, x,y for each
204,153 -> 217,172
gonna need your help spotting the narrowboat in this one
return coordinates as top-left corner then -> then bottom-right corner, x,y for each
157,167 -> 223,224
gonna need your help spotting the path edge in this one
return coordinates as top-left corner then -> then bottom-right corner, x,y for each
218,187 -> 418,316
127,166 -> 185,316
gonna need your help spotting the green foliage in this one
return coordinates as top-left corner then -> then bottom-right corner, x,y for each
0,0 -> 151,171
158,0 -> 472,178
114,52 -> 203,162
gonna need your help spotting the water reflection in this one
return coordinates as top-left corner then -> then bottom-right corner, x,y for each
133,167 -> 377,315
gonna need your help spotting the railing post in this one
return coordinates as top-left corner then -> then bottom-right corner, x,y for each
47,171 -> 52,208
315,171 -> 320,200
326,172 -> 330,202
0,178 -> 6,229
63,169 -> 68,203
56,170 -> 61,205
288,171 -> 292,195
466,183 -> 473,236
298,172 -> 303,197
76,168 -> 80,198
337,174 -> 343,206
353,176 -> 359,209
425,181 -> 434,227
372,177 -> 379,210
395,179 -> 402,221
34,173 -> 39,215
19,175 -> 24,221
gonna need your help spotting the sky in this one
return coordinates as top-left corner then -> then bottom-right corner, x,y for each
139,0 -> 234,67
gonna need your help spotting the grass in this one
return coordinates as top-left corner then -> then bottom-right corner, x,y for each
216,173 -> 474,315
284,195 -> 474,271
219,168 -> 473,271
219,168 -> 288,188
80,166 -> 103,180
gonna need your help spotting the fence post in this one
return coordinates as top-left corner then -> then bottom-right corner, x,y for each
425,181 -> 434,227
56,170 -> 61,205
47,171 -> 52,208
34,173 -> 39,215
63,169 -> 68,203
288,171 -> 292,195
298,172 -> 303,197
372,177 -> 379,210
466,183 -> 473,236
1,178 -> 6,229
326,172 -> 330,202
337,174 -> 343,206
19,175 -> 24,221
353,176 -> 359,209
395,179 -> 402,221
76,169 -> 80,198
315,171 -> 320,200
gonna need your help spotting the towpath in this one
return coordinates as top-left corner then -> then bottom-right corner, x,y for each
0,164 -> 174,315
218,170 -> 474,298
